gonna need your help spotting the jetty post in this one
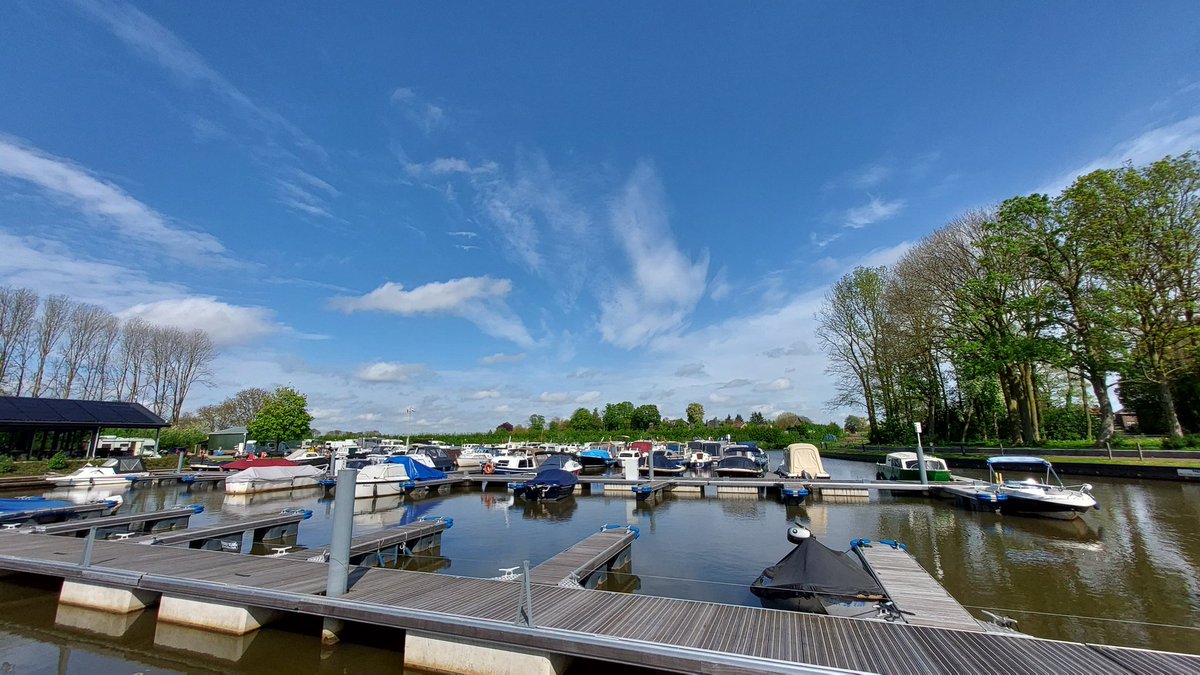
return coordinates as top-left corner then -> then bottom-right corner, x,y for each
322,466 -> 358,644
913,422 -> 929,485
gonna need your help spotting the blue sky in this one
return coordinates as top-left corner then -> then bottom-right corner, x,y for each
2,1 -> 1198,433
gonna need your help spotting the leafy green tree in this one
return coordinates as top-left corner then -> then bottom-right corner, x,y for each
748,411 -> 766,425
843,415 -> 867,433
685,402 -> 704,426
631,404 -> 661,430
160,426 -> 208,451
774,412 -> 801,429
569,407 -> 601,431
603,401 -> 635,430
247,386 -> 313,449
528,414 -> 546,432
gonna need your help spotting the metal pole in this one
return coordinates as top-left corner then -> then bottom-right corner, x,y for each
516,559 -> 535,627
913,422 -> 929,486
81,527 -> 96,566
175,446 -> 185,472
322,466 -> 358,644
89,428 -> 100,460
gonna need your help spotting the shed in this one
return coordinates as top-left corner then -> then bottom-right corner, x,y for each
0,396 -> 169,459
208,426 -> 248,454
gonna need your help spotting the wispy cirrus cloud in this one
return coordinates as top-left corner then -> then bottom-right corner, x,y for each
275,169 -> 339,219
391,87 -> 447,133
599,161 -> 709,349
0,137 -> 225,262
329,276 -> 534,346
843,196 -> 905,229
1037,114 -> 1200,194
74,0 -> 322,156
467,389 -> 501,400
406,157 -> 497,176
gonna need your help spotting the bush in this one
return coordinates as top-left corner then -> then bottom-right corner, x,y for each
0,456 -> 13,474
1160,434 -> 1200,450
47,451 -> 69,471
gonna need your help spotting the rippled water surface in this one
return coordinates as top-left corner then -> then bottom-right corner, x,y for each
0,455 -> 1197,672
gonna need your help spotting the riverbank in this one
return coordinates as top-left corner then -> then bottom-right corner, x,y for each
822,448 -> 1200,481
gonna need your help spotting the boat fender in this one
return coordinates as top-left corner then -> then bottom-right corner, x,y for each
482,463 -> 495,474
787,525 -> 811,544
878,539 -> 907,551
282,508 -> 313,520
850,538 -> 872,550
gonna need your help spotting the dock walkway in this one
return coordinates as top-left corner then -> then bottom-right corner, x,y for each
31,505 -> 202,538
0,531 -> 1195,674
527,528 -> 635,587
853,540 -> 984,632
279,517 -> 451,565
133,511 -> 308,551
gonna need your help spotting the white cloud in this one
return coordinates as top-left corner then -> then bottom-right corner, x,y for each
758,377 -> 793,392
275,170 -> 338,219
574,391 -> 601,404
539,392 -> 570,403
709,265 -> 732,301
599,161 -> 709,348
390,87 -> 447,133
406,158 -> 497,176
493,405 -> 513,414
448,231 -> 479,238
763,341 -> 813,358
467,390 -> 500,400
120,296 -> 277,347
0,137 -> 225,262
1038,114 -> 1200,194
356,361 -> 426,383
843,196 -> 905,229
815,241 -> 914,276
708,393 -> 730,404
479,352 -> 526,366
329,276 -> 534,346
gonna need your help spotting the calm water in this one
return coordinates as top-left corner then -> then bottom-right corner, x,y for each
0,456 -> 1197,673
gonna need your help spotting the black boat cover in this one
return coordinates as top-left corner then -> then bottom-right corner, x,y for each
644,452 -> 684,470
752,536 -> 885,599
717,456 -> 758,471
529,468 -> 577,488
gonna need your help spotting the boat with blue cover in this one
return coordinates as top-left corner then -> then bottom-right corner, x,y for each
638,450 -> 687,476
518,464 -> 578,501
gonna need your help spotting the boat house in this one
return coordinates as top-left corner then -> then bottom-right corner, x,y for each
0,396 -> 169,459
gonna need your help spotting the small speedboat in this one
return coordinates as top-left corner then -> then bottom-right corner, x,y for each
484,452 -> 537,475
715,455 -> 763,478
638,451 -> 687,476
536,453 -> 583,475
751,524 -> 887,617
519,466 -> 578,502
686,450 -> 713,468
49,457 -> 149,487
986,456 -> 1098,519
455,446 -> 495,469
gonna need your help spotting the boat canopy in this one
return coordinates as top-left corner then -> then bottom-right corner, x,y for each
226,464 -> 323,484
986,456 -> 1051,467
751,535 -> 884,599
101,457 -> 146,473
222,458 -> 297,471
529,468 -> 577,488
644,452 -> 683,470
384,455 -> 446,480
718,456 -> 758,471
779,443 -> 830,479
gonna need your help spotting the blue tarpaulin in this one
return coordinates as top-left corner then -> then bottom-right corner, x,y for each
383,455 -> 447,481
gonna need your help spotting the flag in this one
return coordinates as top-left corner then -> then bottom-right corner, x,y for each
405,407 -> 416,414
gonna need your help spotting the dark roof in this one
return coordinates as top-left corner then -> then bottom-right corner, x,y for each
0,397 -> 169,429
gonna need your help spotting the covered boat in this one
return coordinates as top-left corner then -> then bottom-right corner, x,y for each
638,451 -> 687,476
520,466 -> 578,501
751,525 -> 887,616
986,456 -> 1097,519
876,452 -> 952,482
715,455 -> 762,478
578,445 -> 615,469
225,461 -> 326,494
776,443 -> 831,479
536,452 -> 583,475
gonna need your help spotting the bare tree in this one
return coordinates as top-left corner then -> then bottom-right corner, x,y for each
80,312 -> 121,399
169,329 -> 214,422
29,295 -> 70,397
0,287 -> 39,392
56,302 -> 113,398
115,317 -> 152,402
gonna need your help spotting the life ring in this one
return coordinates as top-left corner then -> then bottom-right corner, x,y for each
483,463 -> 495,475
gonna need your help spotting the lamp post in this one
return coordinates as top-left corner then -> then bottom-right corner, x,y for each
404,407 -> 415,450
914,421 -> 929,485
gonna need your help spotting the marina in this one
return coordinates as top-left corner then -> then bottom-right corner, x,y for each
0,455 -> 1194,672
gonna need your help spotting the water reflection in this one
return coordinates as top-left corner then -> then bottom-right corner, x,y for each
512,496 -> 578,521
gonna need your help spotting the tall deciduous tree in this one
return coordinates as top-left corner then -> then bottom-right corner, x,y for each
631,404 -> 661,430
247,386 -> 314,449
603,401 -> 635,430
569,407 -> 601,431
685,402 -> 704,426
528,414 -> 546,432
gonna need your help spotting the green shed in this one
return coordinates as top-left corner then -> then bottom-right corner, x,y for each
207,426 -> 248,454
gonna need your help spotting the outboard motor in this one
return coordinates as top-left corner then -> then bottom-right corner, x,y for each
787,523 -> 812,544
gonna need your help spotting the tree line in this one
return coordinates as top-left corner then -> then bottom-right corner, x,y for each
0,287 -> 214,422
819,152 -> 1199,445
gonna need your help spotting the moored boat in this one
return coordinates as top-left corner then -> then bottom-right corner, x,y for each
49,457 -> 149,487
578,445 -> 615,469
776,443 -> 831,480
225,460 -> 325,494
519,466 -> 578,502
875,452 -> 953,482
715,455 -> 763,478
986,456 -> 1098,519
638,450 -> 687,476
484,452 -> 537,475
750,524 -> 887,617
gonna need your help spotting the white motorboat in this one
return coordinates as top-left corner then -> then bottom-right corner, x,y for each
49,457 -> 149,487
686,450 -> 714,468
456,446 -> 495,469
350,462 -> 413,499
484,452 -> 537,475
985,456 -> 1098,520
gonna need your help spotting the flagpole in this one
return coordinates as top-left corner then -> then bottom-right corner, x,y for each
405,407 -> 415,450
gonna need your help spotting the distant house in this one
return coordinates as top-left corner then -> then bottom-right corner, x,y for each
1114,410 -> 1139,433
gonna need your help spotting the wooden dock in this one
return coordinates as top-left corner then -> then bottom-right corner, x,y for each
133,510 -> 310,552
31,505 -> 203,539
278,517 -> 451,565
0,531 -> 1195,674
527,526 -> 636,587
853,539 -> 984,632
0,499 -> 117,526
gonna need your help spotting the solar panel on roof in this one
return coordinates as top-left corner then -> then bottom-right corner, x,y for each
0,397 -> 168,428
